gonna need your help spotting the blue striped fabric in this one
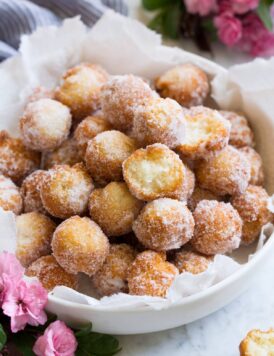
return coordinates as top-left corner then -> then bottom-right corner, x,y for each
0,0 -> 127,61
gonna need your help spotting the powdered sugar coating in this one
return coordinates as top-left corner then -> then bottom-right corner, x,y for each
131,97 -> 186,148
55,63 -> 109,121
191,200 -> 242,255
74,113 -> 112,158
123,143 -> 186,201
40,163 -> 94,219
92,244 -> 137,296
43,138 -> 82,169
0,131 -> 40,183
100,75 -> 156,132
52,216 -> 110,276
188,186 -> 221,211
239,147 -> 264,186
155,64 -> 210,108
196,145 -> 251,196
16,212 -> 56,267
89,182 -> 143,237
20,98 -> 72,151
21,170 -> 47,214
220,111 -> 255,148
172,164 -> 195,201
27,86 -> 53,104
176,106 -> 231,160
231,185 -> 272,245
26,255 -> 78,291
85,130 -> 137,185
0,174 -> 22,214
133,198 -> 194,251
127,250 -> 179,297
173,250 -> 213,274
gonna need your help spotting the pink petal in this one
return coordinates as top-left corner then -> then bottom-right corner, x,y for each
0,252 -> 24,281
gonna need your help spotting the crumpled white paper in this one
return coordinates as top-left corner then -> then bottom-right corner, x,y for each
0,11 -> 274,311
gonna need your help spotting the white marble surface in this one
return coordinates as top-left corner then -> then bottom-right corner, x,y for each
115,2 -> 274,355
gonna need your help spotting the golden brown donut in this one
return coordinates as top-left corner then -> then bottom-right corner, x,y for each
176,106 -> 231,160
133,198 -> 194,251
0,174 -> 22,215
188,186 -> 221,211
173,250 -> 213,274
240,328 -> 274,356
0,131 -> 40,184
131,97 -> 186,149
26,255 -> 78,291
20,98 -> 72,151
155,64 -> 210,107
40,163 -> 94,219
220,111 -> 254,148
51,216 -> 110,276
92,244 -> 137,296
89,182 -> 143,236
85,130 -> 137,185
74,113 -> 112,158
21,170 -> 47,214
127,250 -> 179,297
196,145 -> 251,196
191,200 -> 242,255
43,138 -> 82,169
231,185 -> 272,245
239,146 -> 264,186
100,74 -> 156,131
123,143 -> 186,201
55,63 -> 109,121
16,212 -> 56,267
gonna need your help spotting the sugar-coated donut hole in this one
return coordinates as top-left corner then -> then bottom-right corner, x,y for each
0,174 -> 22,214
131,97 -> 186,149
92,244 -> 137,296
220,111 -> 255,148
51,216 -> 110,276
26,255 -> 78,291
54,63 -> 109,121
173,250 -> 213,274
127,250 -> 179,297
191,200 -> 242,255
176,106 -> 231,160
0,131 -> 40,184
239,147 -> 264,186
239,328 -> 274,356
40,163 -> 94,219
43,138 -> 82,169
123,143 -> 186,201
172,164 -> 195,201
188,186 -> 221,211
21,170 -> 48,214
196,145 -> 251,196
231,185 -> 272,245
133,198 -> 194,251
89,182 -> 143,237
27,86 -> 53,104
100,74 -> 156,132
155,63 -> 210,108
74,113 -> 113,158
20,98 -> 72,151
85,130 -> 138,185
16,212 -> 56,267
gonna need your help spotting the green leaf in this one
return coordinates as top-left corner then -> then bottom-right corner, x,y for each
0,324 -> 7,351
75,323 -> 93,338
201,18 -> 217,41
142,0 -> 177,11
148,11 -> 165,33
76,332 -> 121,356
257,0 -> 273,30
162,4 -> 181,39
11,333 -> 35,356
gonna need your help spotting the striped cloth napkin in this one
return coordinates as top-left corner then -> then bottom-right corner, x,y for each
0,0 -> 127,61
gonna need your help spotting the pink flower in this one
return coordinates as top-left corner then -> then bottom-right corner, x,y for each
2,279 -> 47,332
33,321 -> 78,356
231,0 -> 259,14
0,252 -> 24,305
240,13 -> 274,56
214,12 -> 242,46
184,0 -> 217,16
